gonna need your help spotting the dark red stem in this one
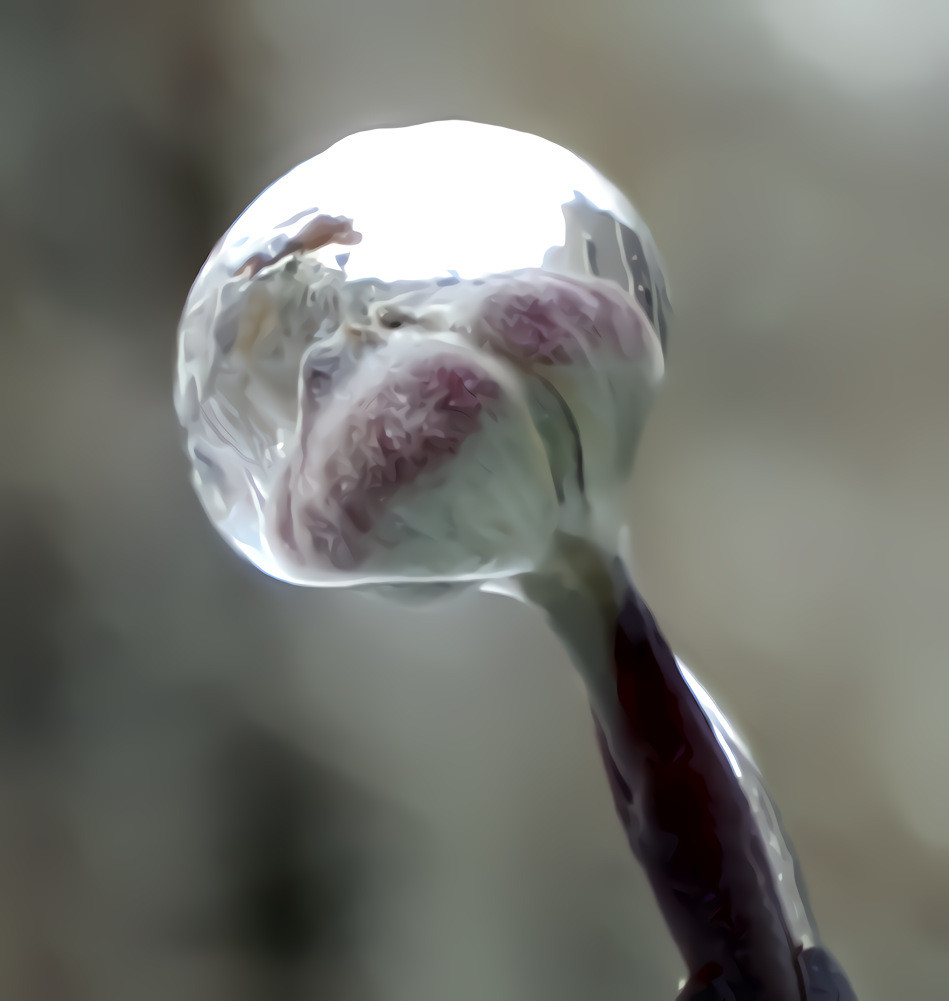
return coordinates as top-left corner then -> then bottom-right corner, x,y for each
594,570 -> 858,1000
520,537 -> 857,999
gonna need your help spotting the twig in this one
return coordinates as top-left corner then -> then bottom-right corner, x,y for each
521,534 -> 858,1000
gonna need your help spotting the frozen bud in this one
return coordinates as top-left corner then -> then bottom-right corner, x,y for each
174,121 -> 670,589
474,269 -> 654,366
268,340 -> 559,584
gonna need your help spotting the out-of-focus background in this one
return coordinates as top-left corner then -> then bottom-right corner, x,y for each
3,1 -> 948,998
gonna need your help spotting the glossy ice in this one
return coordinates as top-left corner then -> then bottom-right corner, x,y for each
174,121 -> 670,586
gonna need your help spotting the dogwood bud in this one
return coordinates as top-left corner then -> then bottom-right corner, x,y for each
174,121 -> 669,589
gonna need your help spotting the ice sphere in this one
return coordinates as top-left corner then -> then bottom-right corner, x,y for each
174,121 -> 669,587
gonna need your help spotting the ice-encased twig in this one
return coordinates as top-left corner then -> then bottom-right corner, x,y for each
520,534 -> 858,1000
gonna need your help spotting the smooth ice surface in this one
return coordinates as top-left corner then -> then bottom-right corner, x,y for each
175,121 -> 669,587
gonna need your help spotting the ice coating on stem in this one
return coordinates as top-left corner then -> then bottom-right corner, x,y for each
174,121 -> 669,588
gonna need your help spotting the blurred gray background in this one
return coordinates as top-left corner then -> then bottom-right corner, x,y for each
2,1 -> 948,998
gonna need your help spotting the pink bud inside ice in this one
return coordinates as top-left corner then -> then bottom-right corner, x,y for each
174,121 -> 669,590
269,348 -> 552,579
476,270 -> 652,367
